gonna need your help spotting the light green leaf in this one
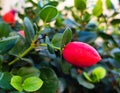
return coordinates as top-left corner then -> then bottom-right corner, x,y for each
91,66 -> 106,82
23,77 -> 43,92
40,5 -> 58,23
106,0 -> 113,9
74,0 -> 86,10
10,76 -> 23,92
92,0 -> 103,17
83,72 -> 93,82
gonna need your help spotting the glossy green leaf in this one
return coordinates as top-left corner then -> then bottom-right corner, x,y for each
110,19 -> 120,25
74,0 -> 86,10
24,17 -> 35,44
17,67 -> 40,80
40,68 -> 59,93
0,36 -> 19,54
9,32 -> 27,55
52,33 -> 62,48
106,0 -> 113,9
92,0 -> 103,17
77,75 -> 95,89
45,36 -> 54,54
78,31 -> 97,43
61,27 -> 72,49
40,5 -> 58,22
10,76 -> 23,92
71,69 -> 94,89
23,77 -> 43,92
0,72 -> 13,90
0,22 -> 11,38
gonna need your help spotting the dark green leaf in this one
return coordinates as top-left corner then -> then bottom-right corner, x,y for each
23,77 -> 43,92
98,31 -> 118,46
45,1 -> 58,7
92,0 -> 103,17
60,61 -> 72,74
78,31 -> 97,43
77,75 -> 95,89
110,19 -> 120,25
9,32 -> 27,55
71,68 -> 94,89
0,72 -> 13,90
61,27 -> 72,49
40,5 -> 58,23
74,0 -> 86,10
17,67 -> 40,80
45,36 -> 55,54
10,76 -> 23,92
24,17 -> 35,44
0,22 -> 11,38
52,33 -> 62,48
40,68 -> 59,93
0,36 -> 19,54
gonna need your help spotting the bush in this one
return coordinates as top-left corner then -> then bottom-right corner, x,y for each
0,0 -> 120,93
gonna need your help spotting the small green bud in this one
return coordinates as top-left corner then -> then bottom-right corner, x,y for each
91,67 -> 106,82
83,66 -> 106,83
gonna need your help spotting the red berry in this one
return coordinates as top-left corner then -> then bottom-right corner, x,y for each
2,10 -> 16,26
62,42 -> 101,67
18,30 -> 25,38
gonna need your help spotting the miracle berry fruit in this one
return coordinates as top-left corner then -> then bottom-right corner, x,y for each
62,42 -> 101,67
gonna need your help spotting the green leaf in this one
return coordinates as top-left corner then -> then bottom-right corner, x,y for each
24,17 -> 35,44
17,67 -> 40,80
10,76 -> 23,92
0,36 -> 19,54
40,68 -> 59,93
83,72 -> 93,82
74,0 -> 86,10
0,72 -> 13,90
71,69 -> 94,89
92,0 -> 103,17
106,0 -> 113,9
23,77 -> 43,92
78,31 -> 97,43
40,5 -> 58,23
76,75 -> 95,89
45,36 -> 54,54
9,32 -> 27,55
60,61 -> 72,74
0,22 -> 11,38
52,33 -> 62,48
45,1 -> 58,7
110,19 -> 120,25
61,27 -> 72,49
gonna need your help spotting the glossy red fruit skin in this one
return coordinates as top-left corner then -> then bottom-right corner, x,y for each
18,30 -> 25,38
2,10 -> 16,26
62,42 -> 101,67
